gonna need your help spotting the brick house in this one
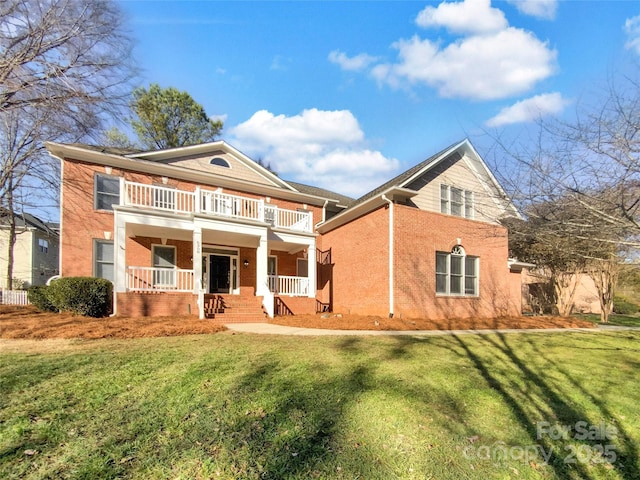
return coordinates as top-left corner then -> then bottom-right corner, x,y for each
46,138 -> 524,321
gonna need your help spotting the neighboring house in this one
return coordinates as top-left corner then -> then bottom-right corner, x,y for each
0,209 -> 60,289
45,138 -> 524,321
522,268 -> 602,314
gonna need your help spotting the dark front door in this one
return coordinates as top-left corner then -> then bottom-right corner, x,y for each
210,255 -> 231,293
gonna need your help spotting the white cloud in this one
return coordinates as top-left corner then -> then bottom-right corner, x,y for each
625,15 -> 640,55
328,50 -> 379,71
270,55 -> 292,71
347,0 -> 558,101
372,28 -> 556,100
507,0 -> 558,20
229,109 -> 400,197
485,92 -> 568,127
416,0 -> 507,35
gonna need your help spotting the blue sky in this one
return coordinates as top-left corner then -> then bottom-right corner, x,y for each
117,0 -> 640,198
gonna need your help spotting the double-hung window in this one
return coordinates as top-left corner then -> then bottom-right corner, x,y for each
95,174 -> 120,210
38,238 -> 49,254
94,240 -> 114,283
152,245 -> 176,287
440,184 -> 474,219
436,246 -> 478,296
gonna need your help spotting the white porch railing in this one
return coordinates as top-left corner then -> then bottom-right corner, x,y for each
200,189 -> 263,221
121,181 -> 313,233
264,205 -> 312,232
267,275 -> 309,297
124,182 -> 194,214
126,266 -> 194,292
1,289 -> 30,305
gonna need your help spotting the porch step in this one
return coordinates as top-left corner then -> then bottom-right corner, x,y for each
203,294 -> 267,322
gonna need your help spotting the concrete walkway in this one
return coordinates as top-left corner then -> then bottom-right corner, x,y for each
225,323 -> 640,336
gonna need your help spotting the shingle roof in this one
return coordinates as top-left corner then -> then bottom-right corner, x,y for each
0,209 -> 59,236
349,140 -> 463,207
285,181 -> 356,206
68,143 -> 143,156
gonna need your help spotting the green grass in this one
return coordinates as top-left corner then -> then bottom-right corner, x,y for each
1,330 -> 639,479
578,313 -> 640,328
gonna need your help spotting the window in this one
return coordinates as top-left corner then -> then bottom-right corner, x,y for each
210,157 -> 230,168
38,238 -> 49,254
152,245 -> 176,286
297,257 -> 308,278
95,174 -> 120,210
94,240 -> 114,282
440,184 -> 474,219
435,246 -> 478,296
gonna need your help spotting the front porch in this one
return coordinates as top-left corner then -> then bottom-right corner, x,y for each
112,206 -> 318,319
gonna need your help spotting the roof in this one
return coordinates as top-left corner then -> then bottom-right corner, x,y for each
317,138 -> 520,233
68,143 -> 143,156
351,140 -> 462,208
285,181 -> 355,207
0,209 -> 59,236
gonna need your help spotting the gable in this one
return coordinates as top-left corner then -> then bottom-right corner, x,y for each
405,151 -> 512,223
154,150 -> 278,187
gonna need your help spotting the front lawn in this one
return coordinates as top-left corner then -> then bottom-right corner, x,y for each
1,330 -> 638,479
578,313 -> 640,328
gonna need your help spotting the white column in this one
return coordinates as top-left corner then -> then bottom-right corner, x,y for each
307,238 -> 316,298
255,233 -> 269,296
192,226 -> 203,319
113,211 -> 126,316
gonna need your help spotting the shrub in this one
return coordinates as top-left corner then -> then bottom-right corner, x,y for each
47,277 -> 113,317
613,296 -> 639,315
27,285 -> 57,312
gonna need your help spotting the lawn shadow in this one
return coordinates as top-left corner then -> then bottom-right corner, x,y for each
448,331 -> 639,479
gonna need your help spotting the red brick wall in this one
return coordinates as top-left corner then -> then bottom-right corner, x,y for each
61,158 -> 322,278
320,206 -> 390,315
393,205 -> 519,319
116,291 -> 197,317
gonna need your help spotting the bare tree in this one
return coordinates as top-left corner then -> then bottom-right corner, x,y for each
0,0 -> 136,288
491,68 -> 639,321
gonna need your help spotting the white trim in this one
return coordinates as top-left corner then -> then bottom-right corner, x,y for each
382,194 -> 394,316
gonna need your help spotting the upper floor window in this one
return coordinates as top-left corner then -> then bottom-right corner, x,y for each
436,246 -> 478,296
38,238 -> 49,254
440,184 -> 474,219
210,157 -> 230,168
95,174 -> 120,211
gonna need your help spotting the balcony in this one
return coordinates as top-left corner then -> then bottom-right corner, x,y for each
122,181 -> 313,233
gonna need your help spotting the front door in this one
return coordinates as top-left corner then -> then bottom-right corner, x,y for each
209,255 -> 230,293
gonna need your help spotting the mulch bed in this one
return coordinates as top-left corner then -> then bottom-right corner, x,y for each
0,305 -> 595,340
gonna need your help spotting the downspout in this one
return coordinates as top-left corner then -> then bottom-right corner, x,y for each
381,194 -> 394,318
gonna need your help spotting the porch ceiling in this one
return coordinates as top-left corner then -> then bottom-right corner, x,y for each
126,224 -> 262,248
127,224 -> 192,242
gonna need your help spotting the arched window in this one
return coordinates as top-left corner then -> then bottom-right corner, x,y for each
210,157 -> 230,168
435,246 -> 478,296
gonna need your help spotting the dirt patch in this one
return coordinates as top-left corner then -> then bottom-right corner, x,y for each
269,312 -> 596,331
0,305 -> 595,340
0,305 -> 226,339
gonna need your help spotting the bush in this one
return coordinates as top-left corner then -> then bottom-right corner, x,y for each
47,277 -> 113,317
27,285 -> 57,312
613,296 -> 639,315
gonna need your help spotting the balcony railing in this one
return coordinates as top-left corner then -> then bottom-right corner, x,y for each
126,266 -> 194,292
268,275 -> 309,297
122,181 -> 313,233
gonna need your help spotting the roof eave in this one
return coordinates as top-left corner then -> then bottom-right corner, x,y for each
45,142 -> 335,207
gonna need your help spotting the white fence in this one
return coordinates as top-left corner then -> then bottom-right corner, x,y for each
1,289 -> 30,305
